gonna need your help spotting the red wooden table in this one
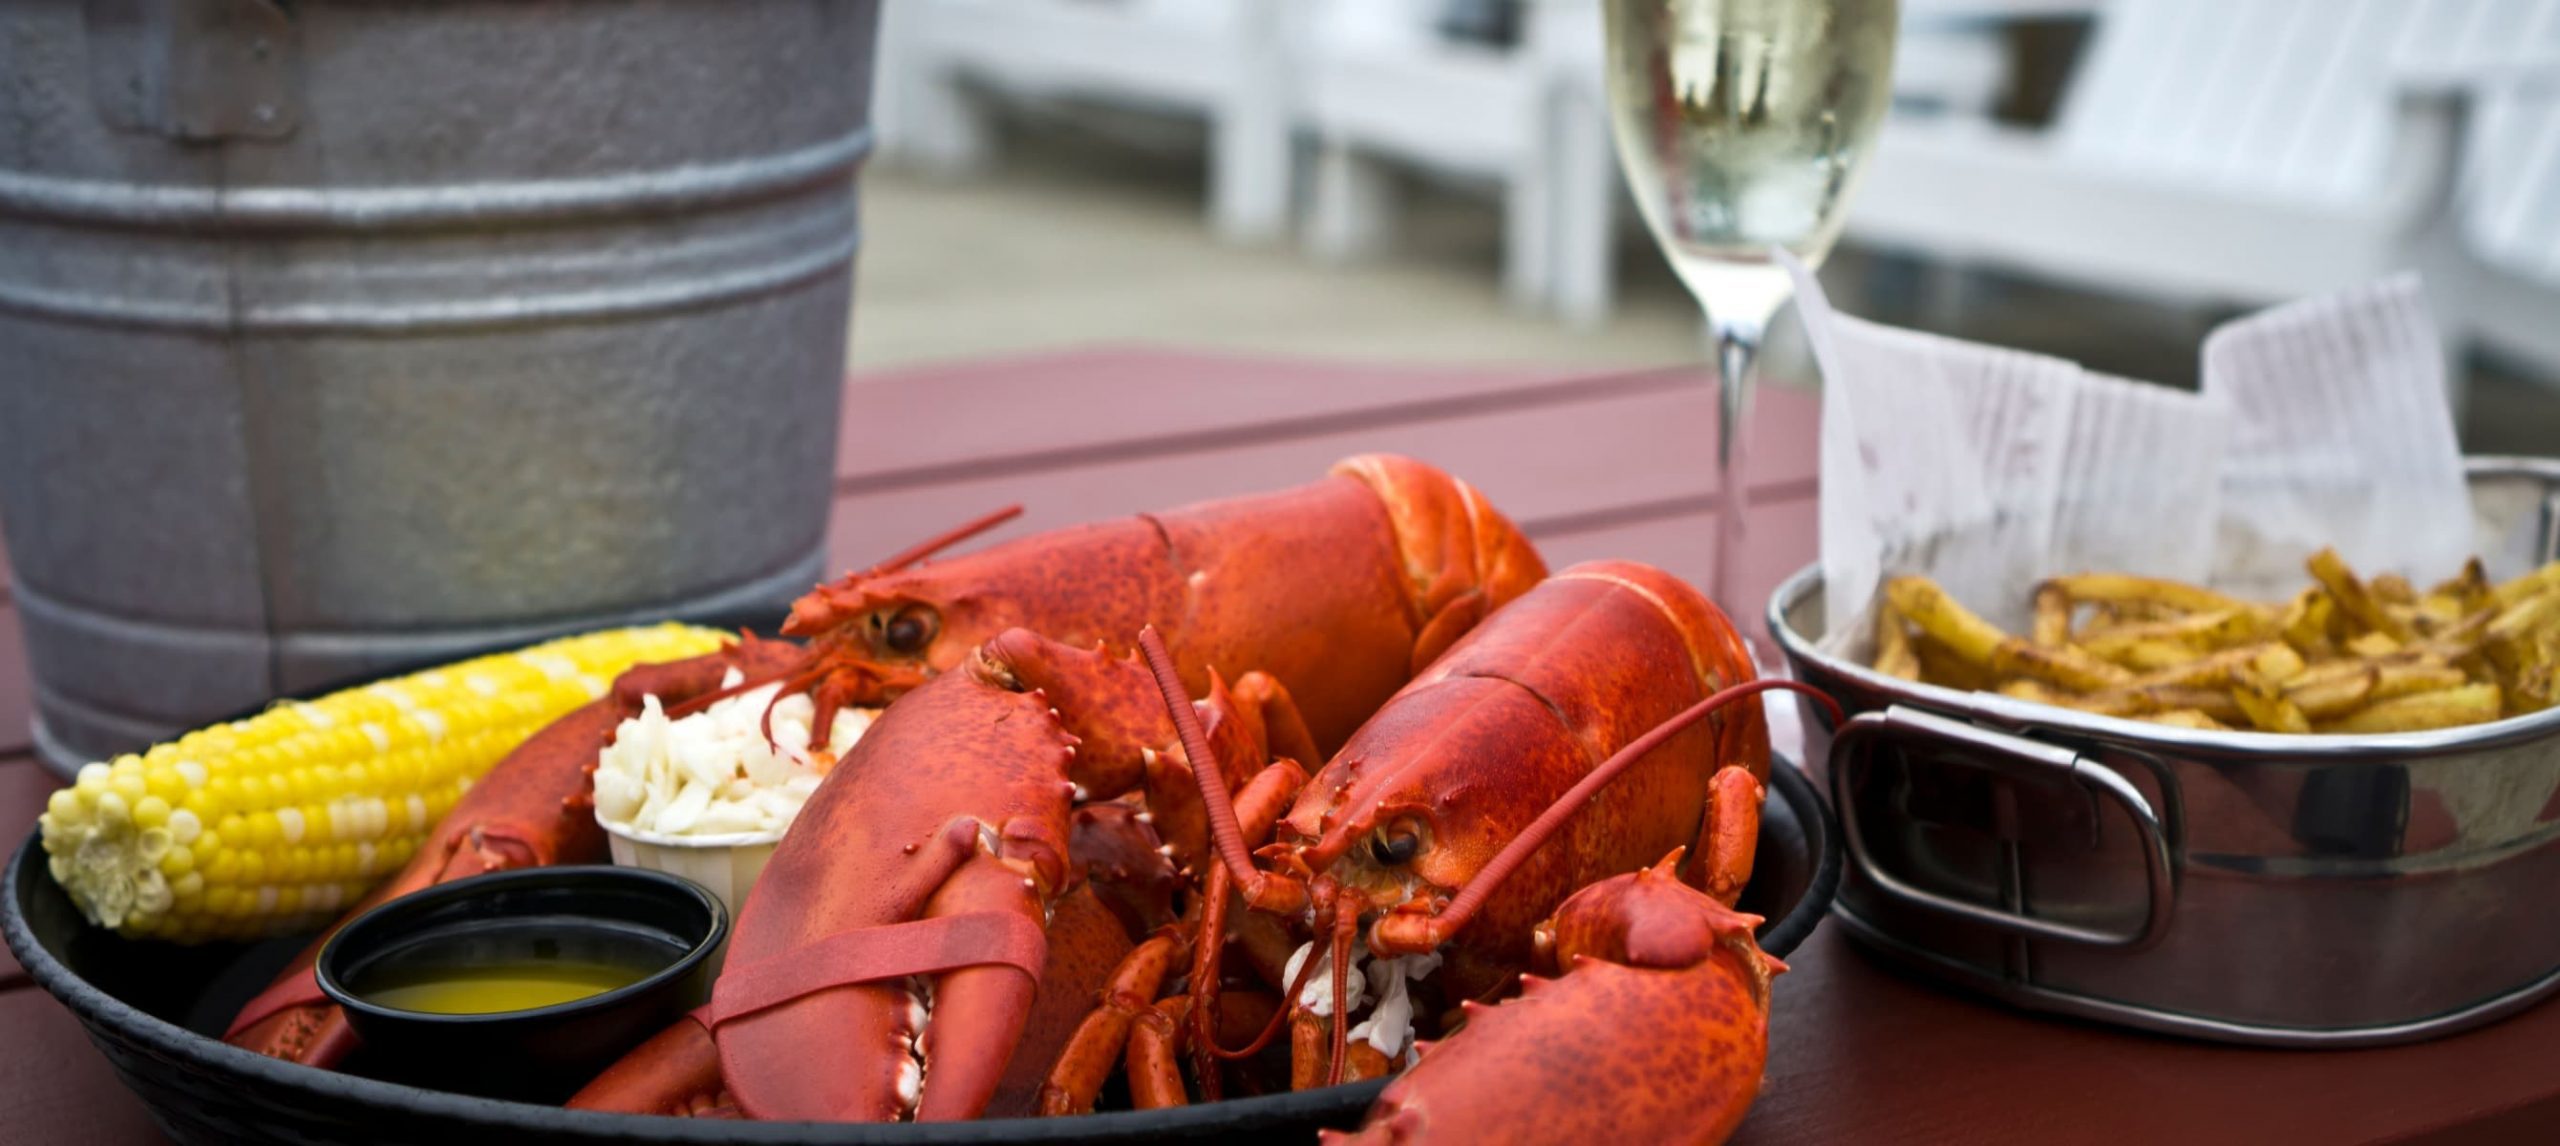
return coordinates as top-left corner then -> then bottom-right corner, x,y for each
2,351 -> 2556,1144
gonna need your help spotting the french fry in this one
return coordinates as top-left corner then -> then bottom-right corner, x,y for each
2231,670 -> 2312,733
2307,547 -> 2413,642
2043,573 -> 2254,618
2321,684 -> 2504,734
2416,594 -> 2467,629
2422,608 -> 2497,661
2078,608 -> 2268,664
2132,687 -> 2248,723
1874,600 -> 1921,681
2492,560 -> 2560,609
2143,709 -> 2234,731
2346,631 -> 2403,658
1887,577 -> 2131,693
2126,642 -> 2283,691
2484,589 -> 2560,677
1911,632 -> 1999,693
2514,665 -> 2558,715
1871,558 -> 2544,736
2282,667 -> 2376,721
2082,599 -> 2184,631
1997,679 -> 2066,705
2372,662 -> 2469,702
2032,583 -> 2071,648
2252,644 -> 2307,682
2430,558 -> 2492,616
2277,588 -> 2336,658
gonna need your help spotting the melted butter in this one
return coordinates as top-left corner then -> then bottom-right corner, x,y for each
357,960 -> 648,1015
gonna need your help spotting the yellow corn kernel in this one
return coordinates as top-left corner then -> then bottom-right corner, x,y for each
39,623 -> 727,940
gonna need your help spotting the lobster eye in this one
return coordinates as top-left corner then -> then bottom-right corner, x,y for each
882,605 -> 938,655
1369,827 -> 1421,866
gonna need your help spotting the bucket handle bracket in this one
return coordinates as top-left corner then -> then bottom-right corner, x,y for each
1829,705 -> 2178,950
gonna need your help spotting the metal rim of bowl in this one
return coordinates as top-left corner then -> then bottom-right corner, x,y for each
315,865 -> 729,1029
0,754 -> 1837,1142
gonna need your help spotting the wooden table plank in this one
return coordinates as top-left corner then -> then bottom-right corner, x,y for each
835,350 -> 1768,488
1735,927 -> 2560,1146
830,359 -> 1818,606
0,989 -> 169,1145
1,753 -> 55,990
0,602 -> 27,759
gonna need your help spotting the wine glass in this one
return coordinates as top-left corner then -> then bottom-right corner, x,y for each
1600,0 -> 1899,618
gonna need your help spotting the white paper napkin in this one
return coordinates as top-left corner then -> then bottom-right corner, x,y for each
1791,255 -> 2466,646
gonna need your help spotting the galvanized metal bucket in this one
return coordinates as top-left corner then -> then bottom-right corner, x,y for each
1770,456 -> 2560,1046
0,0 -> 880,775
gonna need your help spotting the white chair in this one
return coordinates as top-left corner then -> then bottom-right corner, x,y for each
1844,0 -> 2560,395
2441,52 -> 2560,378
1295,0 -> 1607,314
877,0 -> 1295,242
1295,0 -> 2025,326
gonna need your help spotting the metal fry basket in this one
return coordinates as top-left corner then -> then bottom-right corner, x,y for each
1771,456 -> 2560,1046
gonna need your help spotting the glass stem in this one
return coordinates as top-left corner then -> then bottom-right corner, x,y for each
1709,314 -> 1764,622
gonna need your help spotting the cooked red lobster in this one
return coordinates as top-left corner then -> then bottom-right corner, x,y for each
221,455 -> 1815,1145
576,560 -> 1819,1127
227,455 -> 1540,1070
1047,560 -> 1814,1105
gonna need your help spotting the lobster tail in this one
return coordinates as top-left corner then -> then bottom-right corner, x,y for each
1551,560 -> 1769,782
1328,455 -> 1547,672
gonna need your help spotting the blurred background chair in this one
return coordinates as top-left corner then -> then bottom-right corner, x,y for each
876,0 -> 1295,242
1846,0 -> 2560,396
1295,0 -> 1603,314
2444,53 -> 2560,382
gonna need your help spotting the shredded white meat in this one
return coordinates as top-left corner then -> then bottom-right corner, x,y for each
592,668 -> 875,837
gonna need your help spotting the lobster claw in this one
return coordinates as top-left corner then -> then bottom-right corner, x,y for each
710,824 -> 1055,1121
1329,854 -> 1784,1146
579,629 -> 1143,1123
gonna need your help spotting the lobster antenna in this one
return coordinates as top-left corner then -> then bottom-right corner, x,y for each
1416,679 -> 1844,945
1136,628 -> 1270,901
869,504 -> 1025,575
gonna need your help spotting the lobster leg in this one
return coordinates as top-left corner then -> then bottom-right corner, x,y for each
1126,997 -> 1191,1110
565,1015 -> 732,1117
1072,801 -> 1182,940
1035,760 -> 1307,1112
990,884 -> 1133,1117
1037,933 -> 1190,1115
1228,670 -> 1321,775
1693,768 -> 1766,907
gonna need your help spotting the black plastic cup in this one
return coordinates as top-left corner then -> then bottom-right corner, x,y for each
315,865 -> 725,1103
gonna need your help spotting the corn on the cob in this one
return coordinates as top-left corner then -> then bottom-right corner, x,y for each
39,623 -> 728,942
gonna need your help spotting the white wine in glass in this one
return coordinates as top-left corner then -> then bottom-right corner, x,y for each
1601,0 -> 1897,616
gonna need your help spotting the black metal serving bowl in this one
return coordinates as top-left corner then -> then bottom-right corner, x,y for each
4,756 -> 1837,1145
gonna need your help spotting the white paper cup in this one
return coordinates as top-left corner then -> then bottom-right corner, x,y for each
599,818 -> 783,923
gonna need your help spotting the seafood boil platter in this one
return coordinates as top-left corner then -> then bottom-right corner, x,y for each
5,456 -> 1841,1145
